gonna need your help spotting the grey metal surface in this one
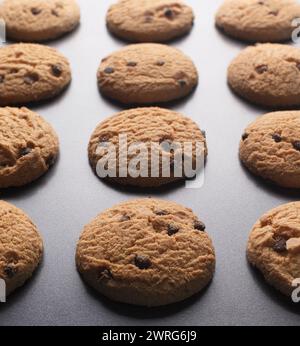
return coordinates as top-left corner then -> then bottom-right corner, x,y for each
0,0 -> 300,326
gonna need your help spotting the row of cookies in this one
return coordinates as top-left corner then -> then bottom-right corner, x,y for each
3,41 -> 300,109
2,0 -> 300,45
3,105 -> 300,190
2,196 -> 299,306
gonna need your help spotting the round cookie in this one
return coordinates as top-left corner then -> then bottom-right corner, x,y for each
216,0 -> 300,43
97,43 -> 198,104
247,202 -> 300,296
228,44 -> 300,108
0,0 -> 80,42
0,200 -> 43,296
0,43 -> 71,106
88,107 -> 207,187
76,198 -> 215,307
240,111 -> 300,188
0,107 -> 59,188
106,0 -> 194,42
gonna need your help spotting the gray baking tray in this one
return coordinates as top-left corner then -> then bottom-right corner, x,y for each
0,0 -> 300,326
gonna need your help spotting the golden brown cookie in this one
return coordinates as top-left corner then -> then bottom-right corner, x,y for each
247,202 -> 300,296
0,107 -> 59,188
106,0 -> 194,42
76,198 -> 216,307
228,44 -> 300,108
240,111 -> 300,188
97,43 -> 198,104
0,0 -> 80,42
216,0 -> 300,43
0,200 -> 43,296
0,43 -> 71,106
88,107 -> 207,187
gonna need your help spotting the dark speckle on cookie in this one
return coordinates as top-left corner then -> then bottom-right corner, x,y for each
167,224 -> 180,236
134,255 -> 152,270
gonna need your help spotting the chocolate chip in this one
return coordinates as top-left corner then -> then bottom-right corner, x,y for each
164,8 -> 174,18
255,65 -> 268,74
156,60 -> 165,66
272,133 -> 282,143
4,265 -> 17,278
104,67 -> 114,74
51,64 -> 62,77
269,10 -> 278,16
293,141 -> 300,151
19,147 -> 32,157
0,75 -> 4,83
178,79 -> 187,87
242,133 -> 249,141
15,52 -> 23,58
10,68 -> 19,74
120,215 -> 130,222
31,7 -> 42,15
46,155 -> 55,167
194,221 -> 206,231
98,268 -> 113,281
127,61 -> 137,67
167,224 -> 180,236
51,9 -> 59,17
154,210 -> 169,216
99,135 -> 110,144
258,1 -> 265,4
24,72 -> 39,85
134,255 -> 151,270
201,130 -> 206,138
273,238 -> 287,253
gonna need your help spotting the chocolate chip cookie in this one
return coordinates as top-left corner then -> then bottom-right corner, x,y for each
97,43 -> 198,104
240,111 -> 300,188
247,202 -> 300,296
228,44 -> 300,108
106,0 -> 194,42
76,198 -> 216,307
0,107 -> 59,188
88,107 -> 207,187
0,0 -> 80,42
0,43 -> 71,106
216,0 -> 300,43
0,200 -> 43,296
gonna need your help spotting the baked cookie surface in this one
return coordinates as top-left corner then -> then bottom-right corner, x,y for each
228,44 -> 300,108
216,0 -> 300,43
0,200 -> 43,296
0,0 -> 80,42
106,0 -> 194,42
0,43 -> 71,106
76,198 -> 215,307
240,111 -> 300,188
0,107 -> 59,188
97,43 -> 198,104
88,107 -> 206,187
247,202 -> 300,296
